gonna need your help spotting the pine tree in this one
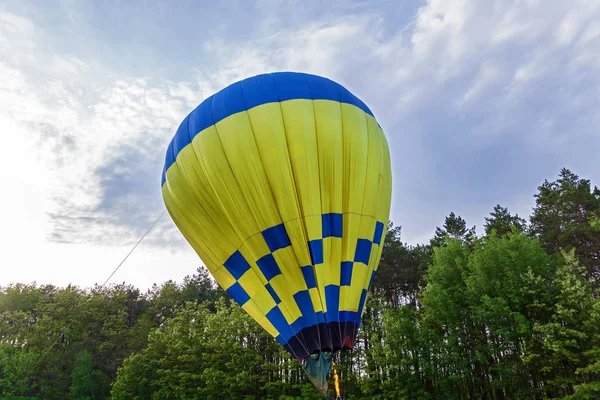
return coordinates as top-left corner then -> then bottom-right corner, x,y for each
431,212 -> 476,247
484,204 -> 527,236
375,222 -> 431,307
530,168 -> 600,281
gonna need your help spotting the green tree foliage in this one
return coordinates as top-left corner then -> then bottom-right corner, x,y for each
70,350 -> 100,399
530,167 -> 600,280
530,250 -> 596,398
566,294 -> 600,399
377,232 -> 598,399
0,267 -> 220,399
431,212 -> 477,247
376,223 -> 431,307
484,204 -> 527,236
0,345 -> 41,398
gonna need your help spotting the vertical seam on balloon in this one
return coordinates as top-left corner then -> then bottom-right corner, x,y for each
307,92 -> 327,316
339,101 -> 352,347
367,128 -> 389,288
207,84 -> 265,249
273,77 -> 321,353
372,128 -> 392,276
193,92 -> 252,254
238,74 -> 311,358
262,74 -> 314,358
302,76 -> 330,336
180,113 -> 242,265
358,127 -> 388,330
207,82 -> 265,242
162,164 -> 224,272
164,126 -> 229,268
270,79 -> 313,286
298,72 -> 325,352
354,113 -> 380,333
333,84 -> 349,348
181,115 -> 229,242
346,103 -> 372,342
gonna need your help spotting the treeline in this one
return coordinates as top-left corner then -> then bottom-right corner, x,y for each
0,269 -> 221,399
1,168 -> 599,399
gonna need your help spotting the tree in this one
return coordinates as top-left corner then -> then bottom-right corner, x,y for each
529,250 -> 597,398
0,344 -> 41,398
430,212 -> 476,247
71,350 -> 100,399
180,266 -> 223,309
418,231 -> 561,399
374,223 -> 431,307
420,237 -> 474,398
484,204 -> 527,236
567,295 -> 600,399
530,168 -> 600,281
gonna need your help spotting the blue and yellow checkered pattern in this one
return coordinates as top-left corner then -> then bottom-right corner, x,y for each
161,72 -> 392,361
213,213 -> 385,358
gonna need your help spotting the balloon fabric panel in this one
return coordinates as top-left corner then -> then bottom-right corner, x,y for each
162,72 -> 392,362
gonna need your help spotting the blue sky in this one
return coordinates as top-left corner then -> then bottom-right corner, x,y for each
1,0 -> 599,290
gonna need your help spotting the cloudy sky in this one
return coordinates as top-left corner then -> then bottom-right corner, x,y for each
1,0 -> 599,290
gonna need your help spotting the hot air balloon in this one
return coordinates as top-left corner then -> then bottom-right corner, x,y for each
161,72 -> 392,394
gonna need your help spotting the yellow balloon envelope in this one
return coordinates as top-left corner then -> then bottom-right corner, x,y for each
161,72 -> 392,392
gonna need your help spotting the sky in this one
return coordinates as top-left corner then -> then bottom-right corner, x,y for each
1,0 -> 599,291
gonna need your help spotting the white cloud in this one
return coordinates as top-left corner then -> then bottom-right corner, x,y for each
0,10 -> 199,288
457,61 -> 504,108
189,0 -> 600,142
0,10 -> 206,244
